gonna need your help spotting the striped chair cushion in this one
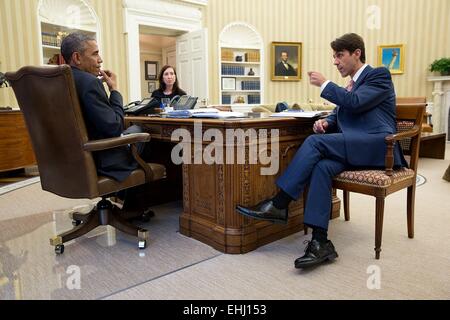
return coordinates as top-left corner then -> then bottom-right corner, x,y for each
334,168 -> 415,187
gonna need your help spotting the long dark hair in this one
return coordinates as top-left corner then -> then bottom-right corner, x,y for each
158,65 -> 184,95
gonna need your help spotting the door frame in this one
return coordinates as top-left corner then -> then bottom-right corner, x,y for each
123,0 -> 204,101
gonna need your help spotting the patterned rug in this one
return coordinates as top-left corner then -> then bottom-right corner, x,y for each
416,173 -> 426,187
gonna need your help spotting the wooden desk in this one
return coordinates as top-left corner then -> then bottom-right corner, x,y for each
0,110 -> 36,172
125,116 -> 340,253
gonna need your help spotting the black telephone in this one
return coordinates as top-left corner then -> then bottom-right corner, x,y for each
170,95 -> 198,110
123,97 -> 159,115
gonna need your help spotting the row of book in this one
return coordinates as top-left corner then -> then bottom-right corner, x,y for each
221,50 -> 260,63
222,65 -> 246,76
221,50 -> 234,61
245,51 -> 260,63
42,32 -> 61,47
248,94 -> 261,104
241,80 -> 260,90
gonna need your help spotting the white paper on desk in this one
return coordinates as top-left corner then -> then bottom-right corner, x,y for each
188,108 -> 219,114
192,111 -> 246,119
270,111 -> 328,118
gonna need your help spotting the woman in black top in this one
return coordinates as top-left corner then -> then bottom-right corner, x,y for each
151,65 -> 186,103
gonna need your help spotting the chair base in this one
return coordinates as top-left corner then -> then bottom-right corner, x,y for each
50,198 -> 149,254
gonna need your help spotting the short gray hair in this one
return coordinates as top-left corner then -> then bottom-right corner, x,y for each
61,32 -> 96,64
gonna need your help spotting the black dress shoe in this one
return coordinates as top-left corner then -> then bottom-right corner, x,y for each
294,239 -> 338,269
236,199 -> 288,224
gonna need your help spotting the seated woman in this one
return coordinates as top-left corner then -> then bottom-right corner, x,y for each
151,65 -> 186,103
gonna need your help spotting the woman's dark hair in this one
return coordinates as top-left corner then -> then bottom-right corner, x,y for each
330,33 -> 366,63
158,65 -> 184,95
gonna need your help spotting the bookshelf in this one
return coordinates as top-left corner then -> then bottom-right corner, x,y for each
219,22 -> 264,111
38,0 -> 99,65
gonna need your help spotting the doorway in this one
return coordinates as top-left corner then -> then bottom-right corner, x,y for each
139,26 -> 184,99
123,0 -> 207,102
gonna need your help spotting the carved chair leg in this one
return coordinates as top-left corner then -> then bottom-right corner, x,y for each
407,185 -> 415,239
57,210 -> 100,243
343,190 -> 350,221
374,197 -> 385,259
110,207 -> 149,240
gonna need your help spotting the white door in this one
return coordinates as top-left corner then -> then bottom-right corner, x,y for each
176,29 -> 209,105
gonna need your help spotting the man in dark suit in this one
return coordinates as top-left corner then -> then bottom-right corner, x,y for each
61,33 -> 145,207
237,33 -> 406,269
275,51 -> 297,76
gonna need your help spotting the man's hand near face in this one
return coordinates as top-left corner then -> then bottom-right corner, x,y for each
99,69 -> 117,92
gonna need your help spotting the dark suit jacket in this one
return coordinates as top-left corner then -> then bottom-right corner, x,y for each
321,65 -> 407,168
275,61 -> 297,76
71,67 -> 137,181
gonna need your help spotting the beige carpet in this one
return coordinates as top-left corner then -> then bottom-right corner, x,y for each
106,147 -> 450,300
1,147 -> 449,300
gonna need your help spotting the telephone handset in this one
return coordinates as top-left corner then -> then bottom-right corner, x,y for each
123,97 -> 159,115
170,95 -> 198,110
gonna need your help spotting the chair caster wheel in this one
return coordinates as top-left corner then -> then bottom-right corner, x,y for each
138,240 -> 147,249
55,244 -> 65,255
72,220 -> 82,226
141,211 -> 153,222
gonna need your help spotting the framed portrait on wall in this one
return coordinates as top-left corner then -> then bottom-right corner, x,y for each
145,61 -> 158,80
148,81 -> 157,93
378,44 -> 404,74
271,42 -> 302,81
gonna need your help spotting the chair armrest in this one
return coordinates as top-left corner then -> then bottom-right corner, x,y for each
385,125 -> 421,143
384,125 -> 421,176
83,133 -> 151,152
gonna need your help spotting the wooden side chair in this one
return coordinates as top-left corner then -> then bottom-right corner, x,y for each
332,103 -> 426,259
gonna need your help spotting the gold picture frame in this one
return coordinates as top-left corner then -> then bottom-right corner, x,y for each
377,44 -> 405,75
271,41 -> 302,81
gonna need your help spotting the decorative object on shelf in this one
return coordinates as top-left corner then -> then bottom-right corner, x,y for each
377,44 -> 404,75
0,72 -> 9,88
235,55 -> 243,62
145,61 -> 158,80
222,77 -> 236,90
47,54 -> 65,65
429,58 -> 450,76
56,31 -> 69,46
248,68 -> 255,76
271,41 -> 302,81
148,81 -> 157,93
234,96 -> 245,104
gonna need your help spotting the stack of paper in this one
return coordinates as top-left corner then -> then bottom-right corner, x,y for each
270,110 -> 329,118
165,108 -> 246,119
192,111 -> 246,119
165,108 -> 219,118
